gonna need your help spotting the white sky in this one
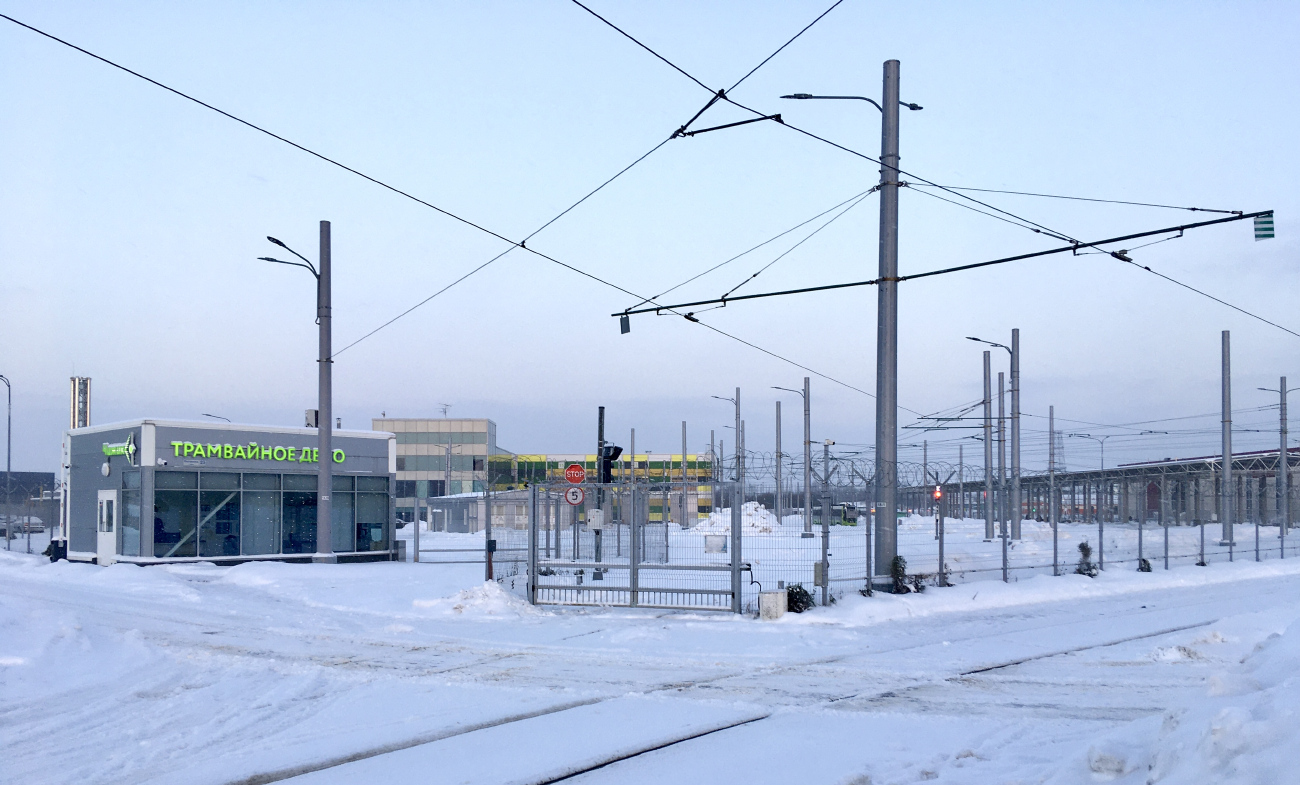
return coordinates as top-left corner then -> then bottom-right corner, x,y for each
1,1 -> 1296,473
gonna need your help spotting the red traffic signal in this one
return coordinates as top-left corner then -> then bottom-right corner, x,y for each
933,485 -> 942,500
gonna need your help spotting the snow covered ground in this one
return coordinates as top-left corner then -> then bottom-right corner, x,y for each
5,540 -> 1300,784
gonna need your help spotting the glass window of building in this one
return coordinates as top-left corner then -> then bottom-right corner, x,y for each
282,488 -> 317,554
331,491 -> 355,553
121,471 -> 142,557
154,471 -> 198,558
355,476 -> 388,552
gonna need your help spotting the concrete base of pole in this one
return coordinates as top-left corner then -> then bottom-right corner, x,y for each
312,553 -> 338,564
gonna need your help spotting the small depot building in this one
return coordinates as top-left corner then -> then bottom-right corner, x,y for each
63,419 -> 396,565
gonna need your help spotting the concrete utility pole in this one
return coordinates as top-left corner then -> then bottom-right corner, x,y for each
873,59 -> 901,580
922,440 -> 928,516
998,372 -> 1007,539
735,389 -> 742,496
709,430 -> 715,482
983,351 -> 994,540
1260,376 -> 1291,546
775,402 -> 783,525
1222,331 -> 1234,545
957,444 -> 964,520
1011,328 -> 1021,539
1050,405 -> 1058,575
803,378 -> 812,537
0,371 -> 9,535
1282,377 -> 1290,538
316,221 -> 334,562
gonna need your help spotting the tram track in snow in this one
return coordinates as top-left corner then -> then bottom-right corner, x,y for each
224,609 -> 1231,784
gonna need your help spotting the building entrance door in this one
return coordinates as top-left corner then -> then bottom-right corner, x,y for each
97,489 -> 119,566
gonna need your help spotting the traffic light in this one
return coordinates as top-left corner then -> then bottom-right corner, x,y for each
600,445 -> 623,483
933,485 -> 942,500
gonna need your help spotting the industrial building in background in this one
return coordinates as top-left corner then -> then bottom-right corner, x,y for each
375,417 -> 500,520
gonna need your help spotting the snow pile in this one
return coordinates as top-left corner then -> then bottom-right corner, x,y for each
1051,619 -> 1300,784
695,502 -> 781,533
412,580 -> 540,617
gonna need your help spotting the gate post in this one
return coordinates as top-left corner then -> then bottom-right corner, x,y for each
527,484 -> 538,605
731,483 -> 742,613
629,483 -> 639,607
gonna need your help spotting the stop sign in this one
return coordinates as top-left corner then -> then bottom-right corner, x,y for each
564,463 -> 586,484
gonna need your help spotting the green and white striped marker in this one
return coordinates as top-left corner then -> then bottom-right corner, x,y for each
1254,212 -> 1274,240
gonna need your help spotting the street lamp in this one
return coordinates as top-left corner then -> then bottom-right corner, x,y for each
774,379 -> 814,537
712,391 -> 742,492
1067,433 -> 1113,471
259,222 -> 335,563
781,62 -> 921,584
1259,379 -> 1294,540
780,94 -> 923,112
967,332 -> 1021,539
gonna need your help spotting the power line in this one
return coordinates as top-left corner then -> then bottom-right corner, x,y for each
3,9 -> 915,405
566,0 -> 714,94
0,11 -> 683,353
0,12 -> 524,249
628,187 -> 877,310
904,183 -> 1062,236
337,135 -> 674,354
726,0 -> 847,93
908,184 -> 1243,215
1116,255 -> 1300,340
722,95 -> 1079,243
616,211 -> 1275,316
719,189 -> 872,299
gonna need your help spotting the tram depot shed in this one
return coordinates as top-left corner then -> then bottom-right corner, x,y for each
63,419 -> 397,566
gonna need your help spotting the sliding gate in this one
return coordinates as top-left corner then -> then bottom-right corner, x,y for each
527,481 -> 741,612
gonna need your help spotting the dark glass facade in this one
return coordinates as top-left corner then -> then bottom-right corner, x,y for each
151,470 -> 390,558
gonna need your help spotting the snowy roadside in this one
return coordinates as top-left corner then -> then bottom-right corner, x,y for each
791,556 -> 1300,628
1045,617 -> 1300,784
5,547 -> 1300,784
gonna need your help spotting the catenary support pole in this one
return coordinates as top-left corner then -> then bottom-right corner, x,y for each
735,388 -> 743,503
983,352 -> 994,540
681,420 -> 688,528
1050,406 -> 1058,575
873,59 -> 901,582
315,220 -> 335,563
1163,477 -> 1170,569
923,440 -> 929,518
1,376 -> 9,551
958,444 -> 964,522
1222,331 -> 1234,545
1011,328 -> 1021,539
999,372 -> 1007,581
775,402 -> 783,526
803,377 -> 813,537
1280,377 -> 1289,551
1098,480 -> 1105,571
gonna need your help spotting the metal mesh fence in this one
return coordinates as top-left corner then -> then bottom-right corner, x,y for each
414,475 -> 1300,613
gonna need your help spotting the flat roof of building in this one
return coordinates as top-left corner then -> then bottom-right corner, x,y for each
68,418 -> 394,439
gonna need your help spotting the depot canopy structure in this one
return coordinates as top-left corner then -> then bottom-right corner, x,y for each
62,419 -> 397,566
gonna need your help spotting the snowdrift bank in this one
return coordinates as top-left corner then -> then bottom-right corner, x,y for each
1050,618 -> 1300,784
695,502 -> 787,533
791,558 -> 1300,628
